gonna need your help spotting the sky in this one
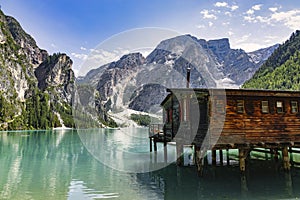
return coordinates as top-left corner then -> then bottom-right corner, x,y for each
1,0 -> 300,76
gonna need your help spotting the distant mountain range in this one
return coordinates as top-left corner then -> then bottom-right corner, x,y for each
77,34 -> 278,125
1,8 -> 292,129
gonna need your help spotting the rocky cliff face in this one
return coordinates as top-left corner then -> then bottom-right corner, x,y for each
0,10 -> 75,130
35,53 -> 75,104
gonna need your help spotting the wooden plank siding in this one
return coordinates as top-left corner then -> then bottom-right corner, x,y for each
160,88 -> 300,149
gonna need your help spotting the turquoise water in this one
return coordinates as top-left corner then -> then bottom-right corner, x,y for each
0,129 -> 300,200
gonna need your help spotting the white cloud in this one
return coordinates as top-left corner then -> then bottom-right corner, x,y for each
196,24 -> 205,29
71,53 -> 88,60
270,9 -> 300,30
200,10 -> 217,20
231,5 -> 239,11
214,2 -> 228,7
228,31 -> 234,36
208,22 -> 214,27
252,4 -> 262,11
225,11 -> 232,16
234,34 -> 252,44
237,42 -> 266,52
269,7 -> 278,12
214,2 -> 238,11
244,15 -> 256,23
80,46 -> 87,51
73,68 -> 79,77
246,9 -> 254,15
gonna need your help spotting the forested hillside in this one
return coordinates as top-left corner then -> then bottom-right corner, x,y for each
243,30 -> 300,90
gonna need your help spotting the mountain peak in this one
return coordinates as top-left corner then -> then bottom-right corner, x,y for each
109,52 -> 145,70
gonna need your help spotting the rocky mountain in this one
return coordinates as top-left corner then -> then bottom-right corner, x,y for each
0,9 -> 75,130
78,34 -> 278,125
243,30 -> 300,90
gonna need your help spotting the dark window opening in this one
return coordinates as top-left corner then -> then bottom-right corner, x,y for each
291,101 -> 298,113
237,100 -> 244,113
262,101 -> 269,113
276,101 -> 284,113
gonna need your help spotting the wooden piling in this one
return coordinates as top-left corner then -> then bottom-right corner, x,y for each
154,139 -> 157,152
195,147 -> 205,176
273,149 -> 279,161
239,149 -> 247,173
289,147 -> 294,166
219,150 -> 223,166
176,143 -> 184,166
282,147 -> 290,171
149,138 -> 152,152
164,143 -> 168,164
226,149 -> 230,165
212,150 -> 217,166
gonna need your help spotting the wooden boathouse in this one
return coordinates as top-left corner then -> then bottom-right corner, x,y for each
149,88 -> 300,175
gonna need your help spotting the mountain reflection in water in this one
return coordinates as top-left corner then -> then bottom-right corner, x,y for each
0,129 -> 299,200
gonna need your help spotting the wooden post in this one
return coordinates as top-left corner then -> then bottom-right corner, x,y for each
273,148 -> 279,161
195,147 -> 205,176
282,147 -> 290,171
176,143 -> 183,166
289,147 -> 294,166
239,149 -> 247,173
219,150 -> 223,166
284,171 -> 293,196
154,139 -> 157,152
149,138 -> 152,152
226,149 -> 230,165
164,143 -> 168,164
212,150 -> 217,166
241,174 -> 248,198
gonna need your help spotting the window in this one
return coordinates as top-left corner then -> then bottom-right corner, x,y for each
216,100 -> 225,113
237,100 -> 244,113
276,101 -> 284,113
291,101 -> 298,113
261,101 -> 269,113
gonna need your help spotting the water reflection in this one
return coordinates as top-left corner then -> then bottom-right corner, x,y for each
0,129 -> 300,199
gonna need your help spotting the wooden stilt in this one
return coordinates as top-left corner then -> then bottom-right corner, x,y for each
289,147 -> 294,166
239,149 -> 247,173
154,139 -> 157,152
240,174 -> 248,198
195,147 -> 205,176
176,143 -> 183,166
284,171 -> 293,196
212,150 -> 217,166
219,150 -> 223,166
273,148 -> 279,161
226,149 -> 230,165
149,138 -> 152,152
282,147 -> 290,171
164,143 -> 168,164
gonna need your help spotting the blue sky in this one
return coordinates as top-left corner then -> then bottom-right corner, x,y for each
1,0 -> 300,75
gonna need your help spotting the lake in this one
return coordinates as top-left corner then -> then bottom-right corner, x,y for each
0,128 -> 300,199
